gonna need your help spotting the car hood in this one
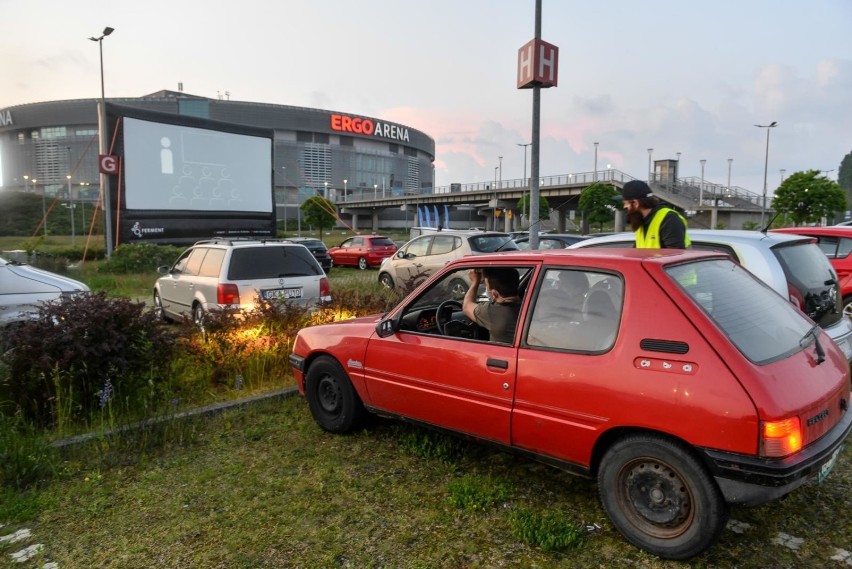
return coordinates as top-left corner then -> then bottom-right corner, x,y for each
3,264 -> 89,294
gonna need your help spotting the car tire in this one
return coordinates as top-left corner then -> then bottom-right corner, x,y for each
448,278 -> 468,300
305,356 -> 366,433
192,303 -> 207,334
378,272 -> 394,289
843,296 -> 852,319
358,257 -> 368,270
597,433 -> 728,560
153,291 -> 172,323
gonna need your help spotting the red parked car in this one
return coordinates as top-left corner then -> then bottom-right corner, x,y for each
290,248 -> 851,559
772,226 -> 852,316
327,235 -> 397,270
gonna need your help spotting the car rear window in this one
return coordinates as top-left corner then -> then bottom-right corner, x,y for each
227,246 -> 322,280
370,238 -> 396,247
667,259 -> 813,364
771,242 -> 842,328
468,235 -> 518,252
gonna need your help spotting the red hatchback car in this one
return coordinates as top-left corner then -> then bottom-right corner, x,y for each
290,248 -> 851,560
327,235 -> 397,270
772,226 -> 852,316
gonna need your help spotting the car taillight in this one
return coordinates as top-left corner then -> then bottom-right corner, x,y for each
218,283 -> 240,305
760,417 -> 802,457
787,284 -> 804,311
320,277 -> 332,302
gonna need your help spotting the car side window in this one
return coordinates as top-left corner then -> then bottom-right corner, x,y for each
183,248 -> 209,276
352,237 -> 364,247
839,238 -> 852,258
172,250 -> 193,273
815,236 -> 840,258
198,248 -> 225,278
405,236 -> 432,258
340,239 -> 353,249
527,269 -> 622,352
430,235 -> 459,255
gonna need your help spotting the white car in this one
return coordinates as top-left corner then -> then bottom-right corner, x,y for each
377,231 -> 518,296
570,230 -> 852,361
154,238 -> 331,324
0,255 -> 90,327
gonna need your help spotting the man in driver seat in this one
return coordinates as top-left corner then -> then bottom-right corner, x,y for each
463,267 -> 522,344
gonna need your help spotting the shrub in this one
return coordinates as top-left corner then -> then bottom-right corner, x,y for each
99,242 -> 185,274
0,292 -> 179,426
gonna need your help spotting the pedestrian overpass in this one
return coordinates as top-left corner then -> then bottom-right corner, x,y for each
315,169 -> 765,234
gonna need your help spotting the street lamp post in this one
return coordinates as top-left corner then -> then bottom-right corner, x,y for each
23,175 -> 29,193
67,175 -> 75,246
647,148 -> 654,183
517,142 -> 531,226
755,121 -> 778,228
594,142 -> 599,182
699,160 -> 706,209
90,26 -> 115,258
498,156 -> 503,188
780,169 -> 786,183
727,158 -> 733,194
323,181 -> 328,199
373,184 -> 378,199
343,179 -> 348,202
38,179 -> 46,237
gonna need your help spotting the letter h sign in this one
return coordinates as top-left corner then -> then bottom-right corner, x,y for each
517,38 -> 559,89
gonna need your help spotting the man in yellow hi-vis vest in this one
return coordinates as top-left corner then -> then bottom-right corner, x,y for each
615,180 -> 691,249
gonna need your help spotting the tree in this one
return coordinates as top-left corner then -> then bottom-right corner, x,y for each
839,151 -> 852,207
771,170 -> 846,226
516,194 -> 552,229
300,195 -> 338,237
578,183 -> 619,232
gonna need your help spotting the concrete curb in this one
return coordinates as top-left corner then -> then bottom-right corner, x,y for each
51,386 -> 299,448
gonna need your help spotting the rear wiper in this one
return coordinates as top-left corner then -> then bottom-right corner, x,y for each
799,324 -> 826,365
494,238 -> 515,252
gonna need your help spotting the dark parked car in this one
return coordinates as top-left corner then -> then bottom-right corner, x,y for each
286,237 -> 332,272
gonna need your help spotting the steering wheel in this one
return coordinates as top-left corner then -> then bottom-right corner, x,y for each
436,299 -> 463,335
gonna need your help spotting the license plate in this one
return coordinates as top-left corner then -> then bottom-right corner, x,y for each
818,446 -> 842,483
262,287 -> 302,300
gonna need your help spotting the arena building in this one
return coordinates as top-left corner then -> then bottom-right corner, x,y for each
0,89 -> 436,227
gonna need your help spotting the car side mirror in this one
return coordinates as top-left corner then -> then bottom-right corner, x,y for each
157,265 -> 171,275
376,318 -> 397,338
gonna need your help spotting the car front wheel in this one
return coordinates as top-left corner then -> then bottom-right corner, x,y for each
597,434 -> 728,560
305,356 -> 366,433
378,272 -> 394,289
153,291 -> 172,323
358,257 -> 368,270
843,296 -> 852,319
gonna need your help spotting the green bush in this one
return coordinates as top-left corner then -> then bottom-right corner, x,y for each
0,292 -> 179,426
99,242 -> 185,274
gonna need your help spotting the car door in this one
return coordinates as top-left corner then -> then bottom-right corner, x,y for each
420,234 -> 462,274
398,236 -> 433,285
363,265 -> 528,444
164,247 -> 208,316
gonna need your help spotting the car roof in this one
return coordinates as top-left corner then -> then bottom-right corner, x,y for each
446,246 -> 724,266
772,226 -> 852,236
570,229 -> 813,248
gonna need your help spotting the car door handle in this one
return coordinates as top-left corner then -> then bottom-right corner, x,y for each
486,358 -> 508,370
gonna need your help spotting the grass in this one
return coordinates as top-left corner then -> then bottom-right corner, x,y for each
1,395 -> 850,568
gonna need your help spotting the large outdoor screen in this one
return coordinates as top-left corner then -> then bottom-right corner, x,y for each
123,117 -> 272,213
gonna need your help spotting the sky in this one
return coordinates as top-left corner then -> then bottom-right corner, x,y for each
2,0 -> 851,195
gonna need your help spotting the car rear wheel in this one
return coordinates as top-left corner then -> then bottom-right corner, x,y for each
598,434 -> 728,560
358,257 -> 368,270
378,272 -> 394,289
305,356 -> 366,433
153,291 -> 172,323
448,278 -> 468,300
843,296 -> 852,319
192,303 -> 207,334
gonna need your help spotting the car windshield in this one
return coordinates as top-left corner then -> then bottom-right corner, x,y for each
667,259 -> 813,365
771,242 -> 842,328
468,235 -> 518,252
227,247 -> 322,279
